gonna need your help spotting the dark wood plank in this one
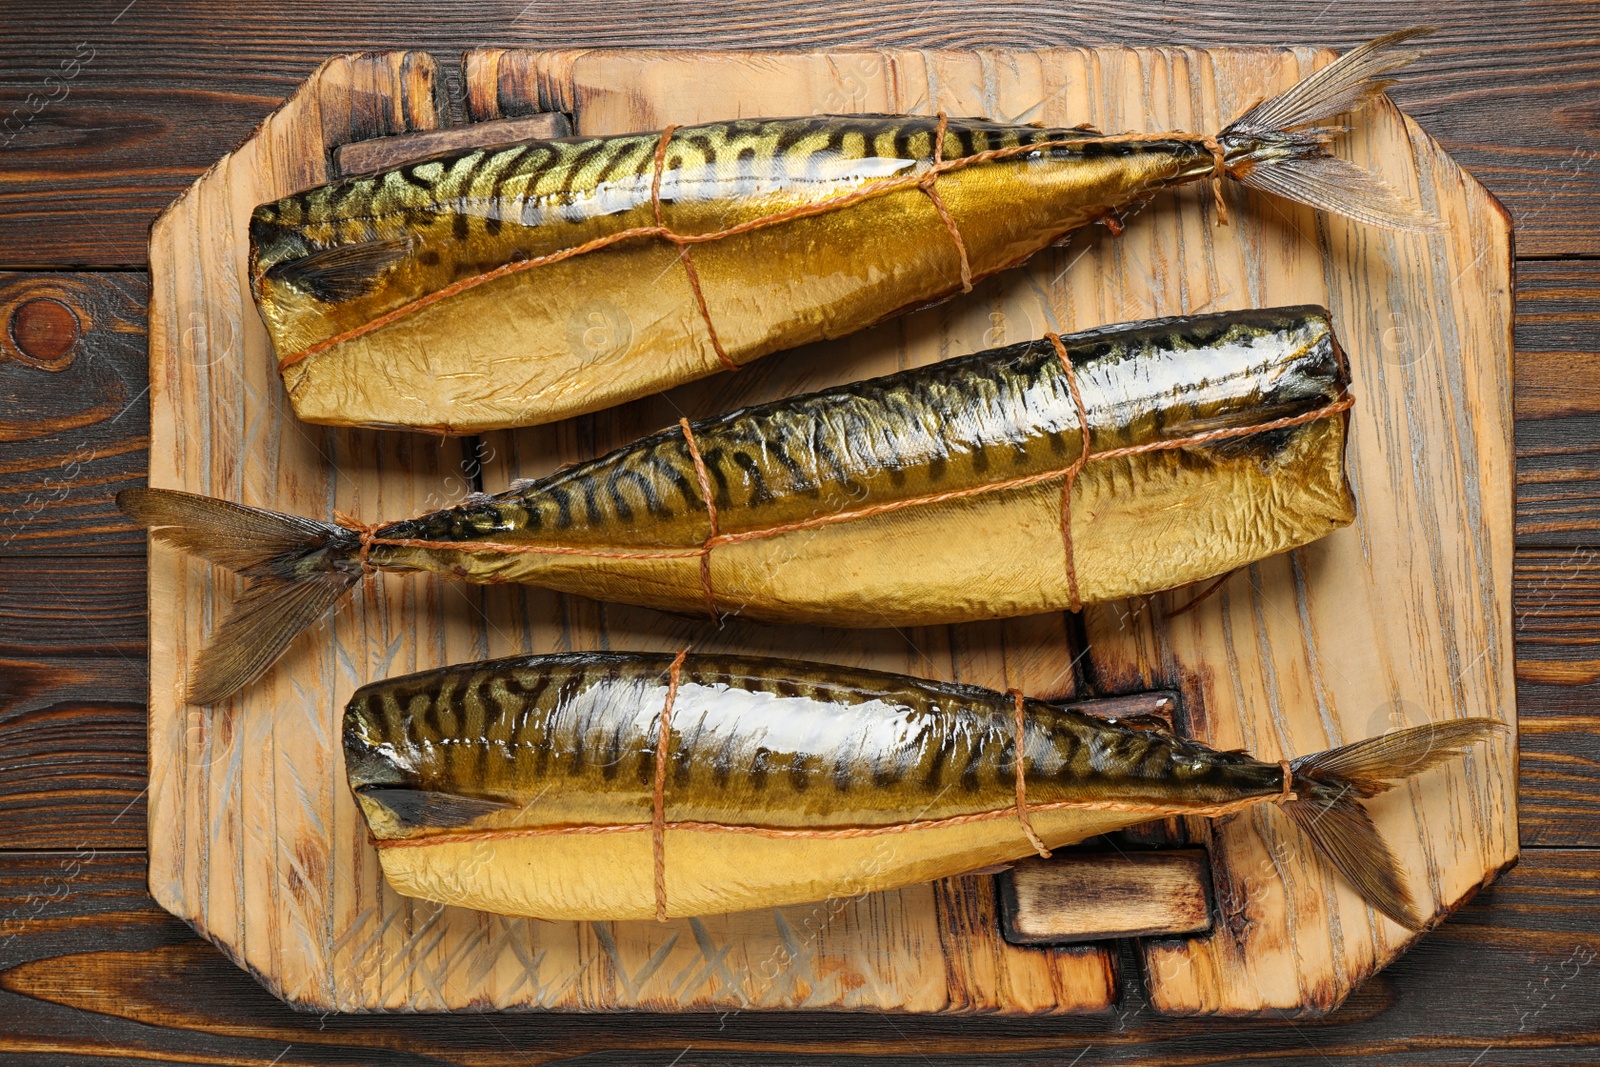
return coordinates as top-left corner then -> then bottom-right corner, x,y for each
1517,548 -> 1600,684
0,547 -> 1592,852
1516,547 -> 1600,847
6,262 -> 1599,558
0,655 -> 146,850
0,848 -> 1593,1065
1517,261 -> 1600,546
0,272 -> 147,556
334,112 -> 571,175
0,552 -> 146,657
0,549 -> 149,851
1,3 -> 1598,266
0,548 -> 148,849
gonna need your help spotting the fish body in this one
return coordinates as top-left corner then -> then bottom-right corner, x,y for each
368,306 -> 1354,626
255,116 -> 1210,432
344,651 -> 1502,924
119,306 -> 1355,702
249,33 -> 1436,432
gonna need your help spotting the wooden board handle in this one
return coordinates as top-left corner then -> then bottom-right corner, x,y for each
999,849 -> 1214,944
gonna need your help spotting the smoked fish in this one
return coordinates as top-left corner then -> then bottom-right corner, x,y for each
250,31 -> 1436,432
120,306 -> 1355,705
344,651 -> 1503,925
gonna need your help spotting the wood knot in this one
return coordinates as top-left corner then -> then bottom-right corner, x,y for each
6,296 -> 80,370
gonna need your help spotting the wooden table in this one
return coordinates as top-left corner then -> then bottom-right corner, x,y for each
0,3 -> 1595,1063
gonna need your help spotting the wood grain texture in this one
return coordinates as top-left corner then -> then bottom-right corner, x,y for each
0,655 -> 146,850
0,4 -> 1591,1061
0,849 -> 1595,1066
1517,261 -> 1600,546
0,272 -> 147,556
332,112 -> 571,176
1,2 -> 1597,264
0,555 -> 149,849
137,48 -> 1122,1016
140,45 -> 1513,1015
1516,548 -> 1600,847
0,552 -> 146,657
1001,850 -> 1213,943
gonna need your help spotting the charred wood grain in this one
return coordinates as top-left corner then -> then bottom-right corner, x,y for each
0,2 -> 1598,265
0,552 -> 146,657
0,272 -> 147,556
0,849 -> 1592,1065
1516,261 -> 1600,546
0,655 -> 146,850
1001,849 -> 1213,943
1516,548 -> 1600,847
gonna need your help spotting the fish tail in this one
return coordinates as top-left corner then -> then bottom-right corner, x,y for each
1281,717 -> 1507,929
116,487 -> 364,705
1217,28 -> 1444,231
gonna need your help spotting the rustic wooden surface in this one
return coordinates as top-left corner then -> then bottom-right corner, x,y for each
0,2 -> 1595,1062
139,41 -> 1513,1016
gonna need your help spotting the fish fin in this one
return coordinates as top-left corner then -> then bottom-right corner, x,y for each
1218,29 -> 1444,231
356,787 -> 517,830
1284,718 -> 1506,929
116,488 -> 363,705
264,237 -> 413,303
1292,718 -> 1509,797
1231,154 -> 1443,232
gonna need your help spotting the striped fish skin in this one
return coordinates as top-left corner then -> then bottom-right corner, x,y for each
250,116 -> 1215,431
365,307 -> 1354,626
344,652 -> 1279,919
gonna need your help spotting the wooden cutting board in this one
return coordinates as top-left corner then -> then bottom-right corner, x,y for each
143,44 -> 1516,1015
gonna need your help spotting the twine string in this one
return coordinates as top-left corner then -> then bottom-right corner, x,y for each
1009,689 -> 1052,858
1204,135 -> 1229,225
678,417 -> 721,623
652,648 -> 688,922
1167,567 -> 1240,619
333,511 -> 378,575
652,125 -> 737,373
1044,332 -> 1092,612
922,113 -> 974,293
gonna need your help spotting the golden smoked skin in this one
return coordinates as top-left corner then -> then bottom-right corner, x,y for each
113,307 -> 1357,707
345,653 -> 1288,920
250,117 -> 1215,431
363,308 -> 1355,628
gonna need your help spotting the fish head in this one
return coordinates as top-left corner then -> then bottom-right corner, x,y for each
248,202 -> 422,353
343,692 -> 519,839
